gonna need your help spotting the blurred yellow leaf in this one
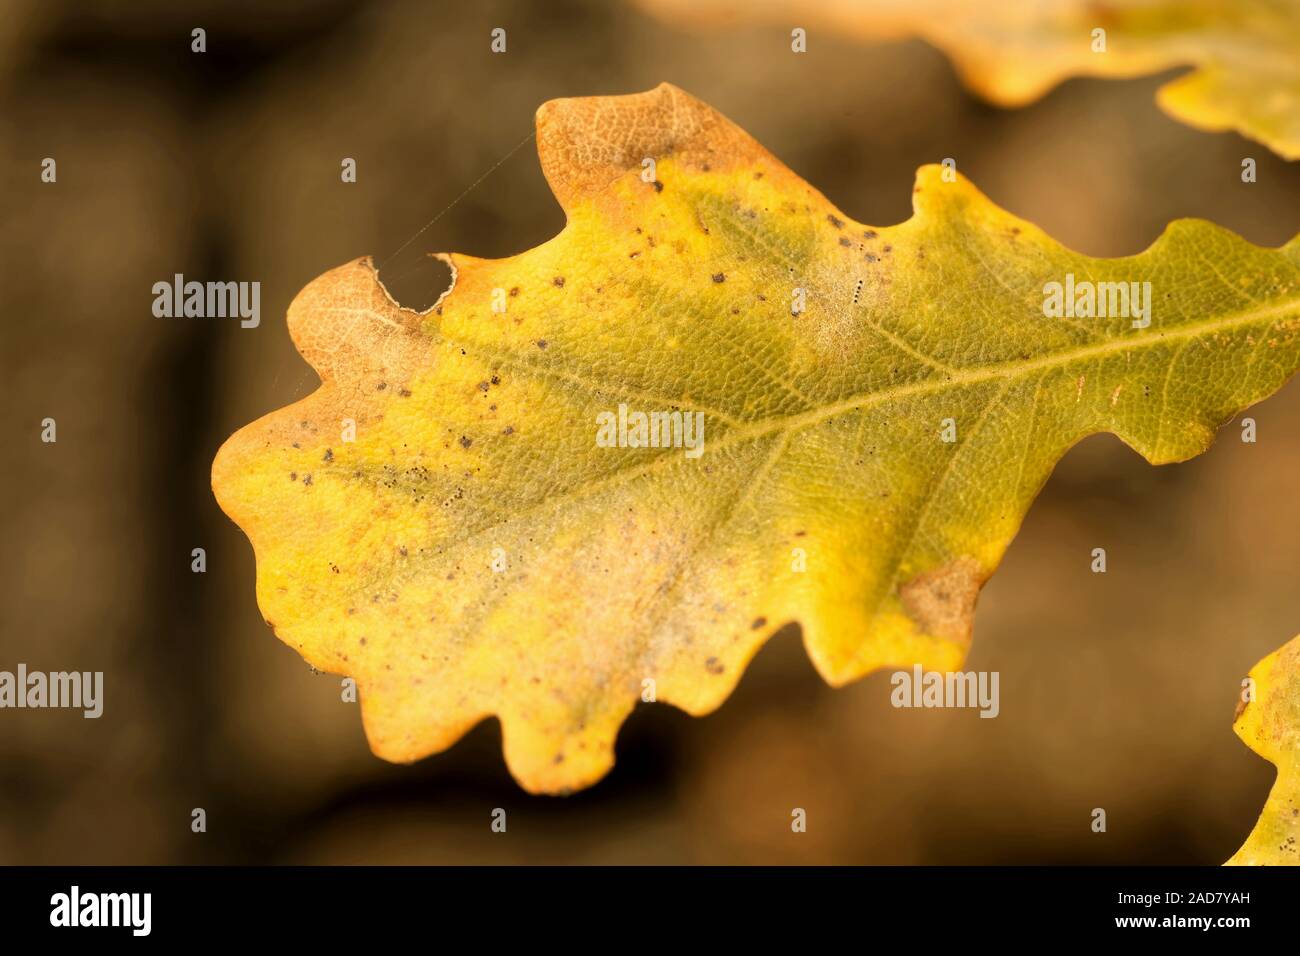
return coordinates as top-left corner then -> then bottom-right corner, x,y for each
213,83 -> 1300,793
1227,634 -> 1300,865
637,0 -> 1300,159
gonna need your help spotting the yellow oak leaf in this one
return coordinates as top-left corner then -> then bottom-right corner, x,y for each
636,0 -> 1300,160
213,83 -> 1300,794
1227,634 -> 1300,865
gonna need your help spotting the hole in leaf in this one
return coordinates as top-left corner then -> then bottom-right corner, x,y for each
376,254 -> 454,313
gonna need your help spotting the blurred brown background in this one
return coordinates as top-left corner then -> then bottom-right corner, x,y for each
2,0 -> 1299,865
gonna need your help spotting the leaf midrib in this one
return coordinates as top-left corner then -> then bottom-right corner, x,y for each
724,292 -> 1298,449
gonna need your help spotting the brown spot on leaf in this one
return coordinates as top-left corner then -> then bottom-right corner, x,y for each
705,657 -> 725,675
751,616 -> 767,630
899,556 -> 984,646
552,277 -> 565,288
827,214 -> 844,229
